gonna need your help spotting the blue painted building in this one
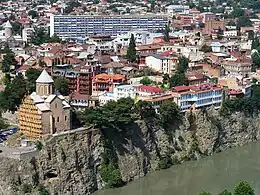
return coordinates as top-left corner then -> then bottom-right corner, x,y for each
50,14 -> 169,39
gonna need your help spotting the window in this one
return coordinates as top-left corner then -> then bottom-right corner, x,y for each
55,103 -> 57,108
65,116 -> 67,121
57,117 -> 59,122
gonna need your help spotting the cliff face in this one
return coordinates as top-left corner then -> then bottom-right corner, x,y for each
1,108 -> 260,195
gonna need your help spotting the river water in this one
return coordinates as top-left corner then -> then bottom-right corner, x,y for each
95,141 -> 260,195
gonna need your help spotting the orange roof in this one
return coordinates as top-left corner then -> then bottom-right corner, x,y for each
95,73 -> 125,81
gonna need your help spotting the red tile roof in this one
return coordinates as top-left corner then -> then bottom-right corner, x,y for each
135,85 -> 163,93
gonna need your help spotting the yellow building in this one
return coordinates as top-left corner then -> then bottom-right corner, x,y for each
18,70 -> 71,140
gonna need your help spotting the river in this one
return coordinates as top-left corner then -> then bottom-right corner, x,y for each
95,141 -> 260,195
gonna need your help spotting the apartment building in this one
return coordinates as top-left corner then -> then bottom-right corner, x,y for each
222,54 -> 252,77
145,54 -> 177,75
18,70 -> 71,140
204,20 -> 225,35
52,68 -> 93,95
171,83 -> 223,111
50,14 -> 169,39
92,73 -> 126,95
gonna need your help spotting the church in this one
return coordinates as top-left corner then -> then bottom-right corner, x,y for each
18,70 -> 71,140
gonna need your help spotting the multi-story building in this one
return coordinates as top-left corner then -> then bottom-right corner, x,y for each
52,68 -> 93,95
22,27 -> 34,43
145,53 -> 178,75
50,14 -> 169,39
222,54 -> 252,77
171,83 -> 223,112
92,73 -> 126,95
218,75 -> 252,99
18,70 -> 71,140
204,20 -> 225,36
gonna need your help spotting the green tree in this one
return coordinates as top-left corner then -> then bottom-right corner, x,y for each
251,52 -> 260,71
140,76 -> 153,85
135,100 -> 156,119
126,34 -> 136,62
164,24 -> 170,42
230,8 -> 245,18
218,189 -> 232,195
28,10 -> 38,19
177,56 -> 189,73
47,34 -> 62,43
234,181 -> 255,195
170,73 -> 188,87
237,16 -> 252,29
3,73 -> 27,112
54,77 -> 69,96
200,44 -> 212,53
252,38 -> 260,49
1,52 -> 17,73
227,20 -> 236,26
252,85 -> 260,98
31,27 -> 52,45
64,0 -> 81,13
11,21 -> 22,35
25,68 -> 41,93
158,100 -> 181,127
38,185 -> 50,195
163,73 -> 170,84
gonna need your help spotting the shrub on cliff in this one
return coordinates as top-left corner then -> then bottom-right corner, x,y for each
158,100 -> 181,128
83,97 -> 134,132
99,164 -> 123,188
157,155 -> 173,169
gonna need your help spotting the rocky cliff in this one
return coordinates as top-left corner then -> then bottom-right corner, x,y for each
0,108 -> 260,195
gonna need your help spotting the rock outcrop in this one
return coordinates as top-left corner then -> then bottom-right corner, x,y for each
0,108 -> 260,195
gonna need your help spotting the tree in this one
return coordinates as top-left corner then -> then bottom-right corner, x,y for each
218,189 -> 232,195
237,16 -> 252,29
251,52 -> 260,71
164,24 -> 170,42
2,73 -> 27,112
47,34 -> 62,43
247,30 -> 254,40
140,76 -> 153,85
163,73 -> 170,84
1,52 -> 17,73
227,20 -> 236,26
252,38 -> 260,50
234,181 -> 255,195
126,34 -> 136,62
25,68 -> 41,93
135,100 -> 156,119
28,10 -> 38,19
31,27 -> 49,45
54,77 -> 69,96
230,8 -> 245,18
177,56 -> 189,73
200,44 -> 212,53
158,100 -> 181,127
11,21 -> 22,35
252,85 -> 260,98
126,7 -> 130,13
64,0 -> 81,13
170,73 -> 188,87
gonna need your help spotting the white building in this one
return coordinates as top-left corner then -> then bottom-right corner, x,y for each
166,5 -> 190,14
22,28 -> 34,43
112,30 -> 153,51
146,54 -> 177,75
223,30 -> 237,37
114,85 -> 138,99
